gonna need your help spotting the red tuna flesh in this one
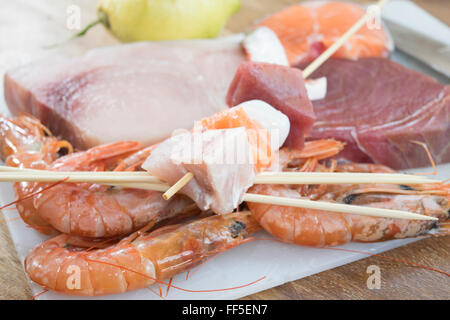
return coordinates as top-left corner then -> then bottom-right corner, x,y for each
302,58 -> 450,169
226,62 -> 315,150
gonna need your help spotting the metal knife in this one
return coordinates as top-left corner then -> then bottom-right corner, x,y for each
383,18 -> 450,78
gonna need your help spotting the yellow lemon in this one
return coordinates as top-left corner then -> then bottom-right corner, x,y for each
96,0 -> 241,42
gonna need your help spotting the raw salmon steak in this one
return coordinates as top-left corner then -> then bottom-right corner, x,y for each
256,1 -> 393,65
4,36 -> 245,150
304,58 -> 450,169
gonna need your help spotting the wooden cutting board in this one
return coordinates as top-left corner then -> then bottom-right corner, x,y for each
0,0 -> 449,300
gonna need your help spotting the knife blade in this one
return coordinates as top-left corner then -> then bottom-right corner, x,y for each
383,18 -> 450,78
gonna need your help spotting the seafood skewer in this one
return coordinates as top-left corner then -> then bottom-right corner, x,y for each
0,103 -> 437,191
142,104 -> 440,221
0,106 -> 433,188
25,211 -> 259,296
144,101 -> 299,214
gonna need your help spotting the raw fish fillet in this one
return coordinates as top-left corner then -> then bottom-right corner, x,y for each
143,128 -> 255,214
256,1 -> 392,65
195,105 -> 273,171
226,62 -> 315,150
304,58 -> 450,169
4,36 -> 245,150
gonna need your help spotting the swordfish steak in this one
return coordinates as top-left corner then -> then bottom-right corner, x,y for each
4,36 -> 245,149
304,58 -> 450,169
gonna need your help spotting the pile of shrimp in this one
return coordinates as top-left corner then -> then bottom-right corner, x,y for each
0,114 -> 448,296
0,115 -> 197,237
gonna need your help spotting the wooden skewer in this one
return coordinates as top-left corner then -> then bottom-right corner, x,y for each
0,169 -> 172,191
164,173 -> 193,199
302,0 -> 390,78
165,0 -> 391,196
0,165 -> 154,177
0,171 -> 165,184
4,165 -> 432,181
0,167 -> 437,221
242,194 -> 437,221
0,166 -> 173,191
110,182 -> 170,192
162,172 -> 194,200
254,172 -> 436,185
0,166 -> 437,186
0,166 -> 437,185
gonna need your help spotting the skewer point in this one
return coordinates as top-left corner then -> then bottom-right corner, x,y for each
162,172 -> 194,200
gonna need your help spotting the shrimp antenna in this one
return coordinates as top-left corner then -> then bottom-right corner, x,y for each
409,140 -> 437,175
0,177 -> 69,210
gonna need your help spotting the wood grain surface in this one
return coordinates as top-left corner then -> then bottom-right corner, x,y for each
0,0 -> 449,300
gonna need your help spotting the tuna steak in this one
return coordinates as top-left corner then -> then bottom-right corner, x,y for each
304,58 -> 450,169
226,62 -> 315,150
4,36 -> 245,149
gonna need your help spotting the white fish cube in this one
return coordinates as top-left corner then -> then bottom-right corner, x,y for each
143,128 -> 255,214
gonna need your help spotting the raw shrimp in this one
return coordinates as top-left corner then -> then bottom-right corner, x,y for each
1,114 -> 72,233
248,151 -> 449,247
0,114 -> 197,237
25,211 -> 259,296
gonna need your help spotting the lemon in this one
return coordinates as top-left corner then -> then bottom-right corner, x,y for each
96,0 -> 241,42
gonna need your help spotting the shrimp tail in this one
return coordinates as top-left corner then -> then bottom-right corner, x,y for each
427,219 -> 450,238
114,144 -> 158,172
276,139 -> 345,169
52,141 -> 143,171
0,113 -> 64,164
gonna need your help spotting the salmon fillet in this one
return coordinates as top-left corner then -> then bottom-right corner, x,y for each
256,1 -> 392,65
